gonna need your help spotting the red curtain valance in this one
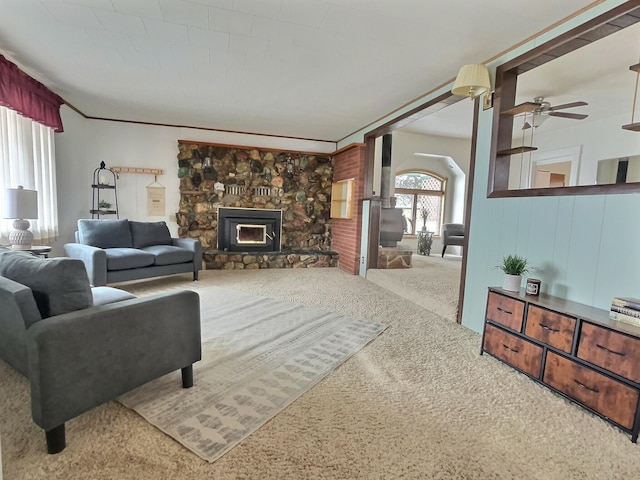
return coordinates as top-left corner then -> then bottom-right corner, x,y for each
0,54 -> 64,132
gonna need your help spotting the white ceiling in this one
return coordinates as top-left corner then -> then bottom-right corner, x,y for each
0,0 -> 597,142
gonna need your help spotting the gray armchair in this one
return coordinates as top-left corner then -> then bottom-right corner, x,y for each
441,223 -> 465,257
0,250 -> 201,454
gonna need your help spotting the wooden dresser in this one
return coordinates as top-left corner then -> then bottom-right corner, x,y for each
481,287 -> 640,442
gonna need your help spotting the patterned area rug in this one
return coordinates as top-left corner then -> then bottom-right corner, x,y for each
118,285 -> 388,463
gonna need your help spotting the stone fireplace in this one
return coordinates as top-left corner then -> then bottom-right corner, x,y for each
176,141 -> 339,269
217,207 -> 282,252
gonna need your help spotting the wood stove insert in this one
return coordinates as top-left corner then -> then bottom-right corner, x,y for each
217,207 -> 282,252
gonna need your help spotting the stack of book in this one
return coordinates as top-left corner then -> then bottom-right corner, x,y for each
610,297 -> 640,327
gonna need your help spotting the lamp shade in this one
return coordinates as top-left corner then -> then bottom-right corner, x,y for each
451,64 -> 491,99
4,186 -> 38,219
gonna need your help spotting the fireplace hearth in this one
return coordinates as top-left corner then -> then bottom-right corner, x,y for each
217,207 -> 282,252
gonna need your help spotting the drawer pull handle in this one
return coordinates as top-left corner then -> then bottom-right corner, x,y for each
497,307 -> 513,315
595,344 -> 626,357
539,323 -> 560,333
502,343 -> 520,353
573,379 -> 599,394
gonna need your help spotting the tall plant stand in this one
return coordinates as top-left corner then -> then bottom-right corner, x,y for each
417,229 -> 434,256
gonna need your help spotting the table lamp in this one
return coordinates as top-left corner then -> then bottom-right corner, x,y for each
4,186 -> 38,250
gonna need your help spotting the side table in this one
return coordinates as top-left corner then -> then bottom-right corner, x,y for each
417,230 -> 434,256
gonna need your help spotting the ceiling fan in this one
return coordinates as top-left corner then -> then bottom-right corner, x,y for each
519,96 -> 589,129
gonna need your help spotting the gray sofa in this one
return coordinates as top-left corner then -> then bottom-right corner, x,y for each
64,219 -> 202,286
0,249 -> 201,453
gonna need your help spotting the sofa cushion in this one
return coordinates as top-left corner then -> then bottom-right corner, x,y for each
130,221 -> 172,249
78,219 -> 133,249
105,248 -> 155,271
91,286 -> 136,305
0,251 -> 93,320
142,245 -> 194,266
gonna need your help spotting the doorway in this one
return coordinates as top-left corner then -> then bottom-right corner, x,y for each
361,92 -> 479,324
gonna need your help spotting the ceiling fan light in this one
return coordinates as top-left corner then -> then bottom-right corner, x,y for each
451,64 -> 491,99
532,113 -> 549,127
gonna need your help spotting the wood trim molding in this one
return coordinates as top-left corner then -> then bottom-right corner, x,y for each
63,107 -> 337,146
178,139 -> 333,157
331,142 -> 366,157
457,97 -> 480,324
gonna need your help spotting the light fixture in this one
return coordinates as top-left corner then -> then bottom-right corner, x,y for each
522,112 -> 550,130
451,64 -> 492,103
3,186 -> 38,250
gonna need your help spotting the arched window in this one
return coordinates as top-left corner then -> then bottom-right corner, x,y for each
394,171 -> 446,236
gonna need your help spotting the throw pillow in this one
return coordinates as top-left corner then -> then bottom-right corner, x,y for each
129,221 -> 172,249
78,218 -> 133,248
0,251 -> 93,320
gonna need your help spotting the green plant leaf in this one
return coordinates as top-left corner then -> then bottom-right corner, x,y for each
497,254 -> 528,275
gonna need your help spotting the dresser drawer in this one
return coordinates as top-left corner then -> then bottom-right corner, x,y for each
487,292 -> 525,331
483,323 -> 543,378
577,323 -> 640,384
525,305 -> 576,353
543,351 -> 639,430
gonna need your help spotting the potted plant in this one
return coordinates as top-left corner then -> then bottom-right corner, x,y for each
98,199 -> 112,211
498,254 -> 528,292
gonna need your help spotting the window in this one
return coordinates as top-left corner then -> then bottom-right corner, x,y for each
0,105 -> 59,245
394,171 -> 445,236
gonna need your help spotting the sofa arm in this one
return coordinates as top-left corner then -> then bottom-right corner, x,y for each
172,238 -> 202,270
64,243 -> 107,286
26,290 -> 201,432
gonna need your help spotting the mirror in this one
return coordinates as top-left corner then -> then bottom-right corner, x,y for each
489,2 -> 640,197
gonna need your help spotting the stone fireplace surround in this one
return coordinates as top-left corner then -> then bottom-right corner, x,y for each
176,141 -> 339,270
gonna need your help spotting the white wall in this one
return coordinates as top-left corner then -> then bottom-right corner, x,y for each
390,130 -> 470,224
52,106 -> 335,257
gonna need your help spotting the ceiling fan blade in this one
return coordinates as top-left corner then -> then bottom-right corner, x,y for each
501,102 -> 541,116
547,101 -> 588,111
548,112 -> 588,120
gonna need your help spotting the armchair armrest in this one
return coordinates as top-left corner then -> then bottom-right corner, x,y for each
64,243 -> 107,286
26,290 -> 201,432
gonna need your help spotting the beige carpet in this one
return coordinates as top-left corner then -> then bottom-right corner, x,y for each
2,265 -> 640,479
366,253 -> 462,321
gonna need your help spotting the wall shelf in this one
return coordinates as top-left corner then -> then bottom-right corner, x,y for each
622,123 -> 640,131
330,179 -> 354,219
501,102 -> 540,116
497,146 -> 538,155
623,63 -> 640,132
111,166 -> 164,175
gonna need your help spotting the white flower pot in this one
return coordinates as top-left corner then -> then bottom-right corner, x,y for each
503,274 -> 522,292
